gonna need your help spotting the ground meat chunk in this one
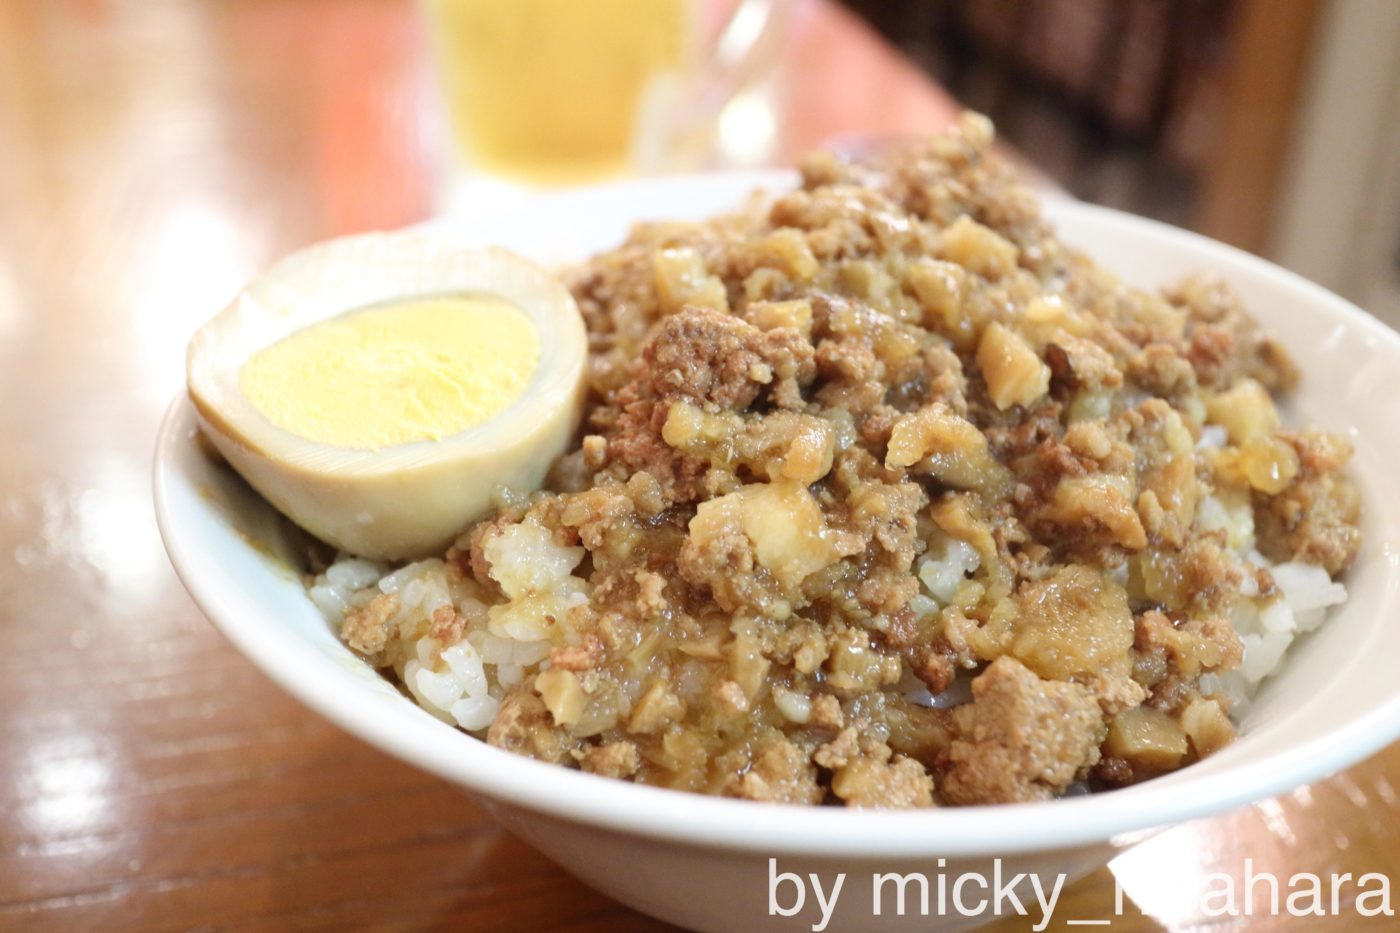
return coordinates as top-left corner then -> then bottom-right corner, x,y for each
674,492 -> 778,613
643,306 -> 813,412
1254,432 -> 1362,575
813,727 -> 861,770
1135,610 -> 1243,681
340,593 -> 399,658
1032,472 -> 1148,553
602,395 -> 710,503
1126,342 -> 1196,397
941,657 -> 1106,804
549,634 -> 604,672
831,754 -> 935,809
1184,324 -> 1235,387
428,604 -> 464,643
581,741 -> 640,779
809,693 -> 844,730
737,737 -> 823,804
487,687 -> 577,764
1168,275 -> 1299,390
1046,336 -> 1123,392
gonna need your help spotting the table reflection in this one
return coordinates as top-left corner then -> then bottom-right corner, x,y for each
0,1 -> 1394,931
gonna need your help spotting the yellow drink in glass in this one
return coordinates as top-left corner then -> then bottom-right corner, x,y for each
424,0 -> 692,185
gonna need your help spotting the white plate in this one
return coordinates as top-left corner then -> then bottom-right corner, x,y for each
156,172 -> 1400,932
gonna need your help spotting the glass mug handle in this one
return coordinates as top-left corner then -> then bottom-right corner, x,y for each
636,0 -> 797,171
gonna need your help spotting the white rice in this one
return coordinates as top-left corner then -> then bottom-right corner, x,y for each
916,536 -> 981,607
311,518 -> 590,733
1201,552 -> 1348,708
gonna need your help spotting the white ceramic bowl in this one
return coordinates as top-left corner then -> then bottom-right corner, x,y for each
155,173 -> 1400,933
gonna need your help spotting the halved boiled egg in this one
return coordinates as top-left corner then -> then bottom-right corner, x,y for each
187,232 -> 587,560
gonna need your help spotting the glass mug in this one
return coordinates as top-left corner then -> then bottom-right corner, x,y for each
422,0 -> 792,188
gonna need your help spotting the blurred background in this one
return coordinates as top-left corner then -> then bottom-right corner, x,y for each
2,1 -> 1399,930
2,0 -> 1396,333
842,0 -> 1400,325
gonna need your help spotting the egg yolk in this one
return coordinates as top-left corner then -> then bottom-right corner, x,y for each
239,295 -> 539,450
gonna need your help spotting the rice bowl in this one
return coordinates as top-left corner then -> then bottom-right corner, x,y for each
156,165 -> 1400,932
304,119 -> 1360,808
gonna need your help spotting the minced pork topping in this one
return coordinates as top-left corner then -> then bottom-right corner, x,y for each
338,114 -> 1360,807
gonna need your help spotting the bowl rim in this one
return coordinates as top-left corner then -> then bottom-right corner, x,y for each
155,177 -> 1400,858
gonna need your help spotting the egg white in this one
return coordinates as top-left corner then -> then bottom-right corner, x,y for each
187,233 -> 587,560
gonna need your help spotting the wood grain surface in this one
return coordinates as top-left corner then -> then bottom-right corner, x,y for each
0,1 -> 1394,930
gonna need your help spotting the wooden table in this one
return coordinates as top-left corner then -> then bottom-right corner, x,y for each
0,1 -> 1394,930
